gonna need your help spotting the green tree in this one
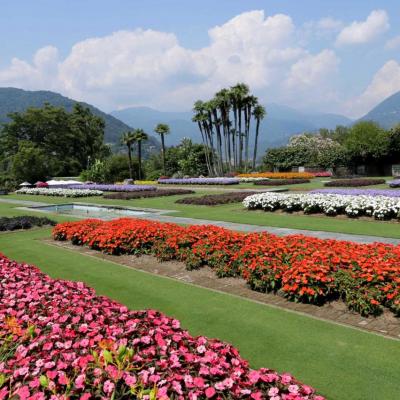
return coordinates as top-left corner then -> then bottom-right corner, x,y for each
344,121 -> 390,164
133,129 -> 148,180
11,141 -> 50,182
154,123 -> 170,175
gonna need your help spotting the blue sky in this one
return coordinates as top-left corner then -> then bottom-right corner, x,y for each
1,0 -> 400,117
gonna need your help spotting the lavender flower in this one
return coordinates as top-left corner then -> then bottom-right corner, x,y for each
311,188 -> 400,198
158,178 -> 239,185
69,184 -> 156,192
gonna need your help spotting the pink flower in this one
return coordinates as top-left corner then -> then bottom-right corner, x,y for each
268,387 -> 279,396
103,380 -> 115,394
75,374 -> 86,389
205,387 -> 216,398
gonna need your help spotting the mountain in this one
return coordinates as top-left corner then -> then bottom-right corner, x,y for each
0,88 -> 160,153
112,104 -> 353,152
359,91 -> 400,128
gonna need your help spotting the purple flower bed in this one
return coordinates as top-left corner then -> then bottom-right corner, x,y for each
312,188 -> 400,198
158,178 -> 240,185
69,184 -> 156,192
389,179 -> 400,188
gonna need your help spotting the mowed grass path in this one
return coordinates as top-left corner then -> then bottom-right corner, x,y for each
0,227 -> 399,400
4,191 -> 400,238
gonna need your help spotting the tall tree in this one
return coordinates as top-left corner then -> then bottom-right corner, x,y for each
252,104 -> 266,169
120,131 -> 136,179
154,123 -> 170,175
133,129 -> 148,179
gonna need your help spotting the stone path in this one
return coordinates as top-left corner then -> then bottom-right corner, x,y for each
2,197 -> 400,245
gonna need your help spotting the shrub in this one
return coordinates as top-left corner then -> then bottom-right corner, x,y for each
54,218 -> 400,317
104,189 -> 195,200
176,191 -> 261,205
0,216 -> 55,231
253,179 -> 310,186
0,254 -> 324,399
324,179 -> 385,187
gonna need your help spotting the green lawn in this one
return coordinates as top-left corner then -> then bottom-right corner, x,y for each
3,191 -> 400,238
0,227 -> 399,400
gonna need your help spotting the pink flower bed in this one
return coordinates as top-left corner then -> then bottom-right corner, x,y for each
0,254 -> 324,400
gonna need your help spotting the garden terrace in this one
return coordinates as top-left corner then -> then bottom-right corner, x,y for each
103,188 -> 195,200
175,191 -> 263,205
324,178 -> 386,187
254,179 -> 310,186
0,215 -> 55,231
0,254 -> 323,399
53,218 -> 400,317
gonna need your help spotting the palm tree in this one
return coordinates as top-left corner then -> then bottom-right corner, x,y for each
120,131 -> 136,179
252,104 -> 266,170
154,123 -> 170,175
133,129 -> 148,180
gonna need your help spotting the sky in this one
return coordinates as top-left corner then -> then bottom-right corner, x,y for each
1,0 -> 400,118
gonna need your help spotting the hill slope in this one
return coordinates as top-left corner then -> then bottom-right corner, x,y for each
0,88 -> 160,152
359,91 -> 400,128
112,104 -> 352,152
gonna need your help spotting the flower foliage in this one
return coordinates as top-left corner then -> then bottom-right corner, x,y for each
0,253 -> 324,400
243,192 -> 400,220
53,218 -> 400,317
324,179 -> 385,187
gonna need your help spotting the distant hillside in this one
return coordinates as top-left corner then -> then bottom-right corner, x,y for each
112,104 -> 353,152
359,91 -> 400,128
0,88 -> 160,153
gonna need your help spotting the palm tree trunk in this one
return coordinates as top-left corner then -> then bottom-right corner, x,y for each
253,118 -> 260,170
161,134 -> 166,175
138,142 -> 142,180
127,144 -> 133,179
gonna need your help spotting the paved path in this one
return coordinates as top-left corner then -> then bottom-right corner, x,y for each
2,197 -> 399,245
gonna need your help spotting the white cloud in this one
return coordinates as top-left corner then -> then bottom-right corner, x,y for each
385,35 -> 400,50
344,60 -> 400,117
0,10 -> 340,112
335,10 -> 389,46
317,17 -> 343,32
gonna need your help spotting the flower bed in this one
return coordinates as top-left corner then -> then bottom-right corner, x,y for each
158,178 -> 240,185
311,172 -> 332,177
133,180 -> 158,185
389,179 -> 400,188
53,218 -> 400,317
237,172 -> 314,180
0,216 -> 55,231
70,184 -> 156,192
104,189 -> 195,200
312,189 -> 400,198
176,191 -> 261,206
0,254 -> 323,400
243,192 -> 400,220
324,179 -> 386,187
15,188 -> 103,197
254,179 -> 310,186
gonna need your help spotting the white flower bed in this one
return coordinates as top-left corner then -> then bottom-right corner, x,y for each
16,188 -> 103,197
243,192 -> 400,220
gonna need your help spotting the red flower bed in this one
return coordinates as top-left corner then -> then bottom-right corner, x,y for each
53,219 -> 400,317
0,254 -> 323,400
